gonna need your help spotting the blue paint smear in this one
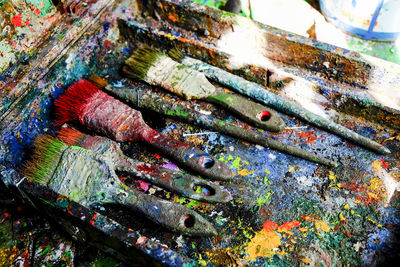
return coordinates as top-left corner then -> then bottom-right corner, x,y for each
366,228 -> 391,250
103,22 -> 110,32
122,47 -> 131,55
112,81 -> 123,88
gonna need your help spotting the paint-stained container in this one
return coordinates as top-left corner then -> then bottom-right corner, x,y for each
320,0 -> 400,40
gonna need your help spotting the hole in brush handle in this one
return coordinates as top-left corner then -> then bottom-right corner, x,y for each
200,157 -> 215,169
193,184 -> 216,196
257,111 -> 271,122
182,215 -> 196,228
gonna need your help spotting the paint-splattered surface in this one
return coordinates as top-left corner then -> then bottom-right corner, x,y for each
1,0 -> 400,266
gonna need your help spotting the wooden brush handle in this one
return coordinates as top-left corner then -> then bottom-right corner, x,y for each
206,92 -> 286,132
115,187 -> 217,236
139,126 -> 232,181
115,157 -> 231,203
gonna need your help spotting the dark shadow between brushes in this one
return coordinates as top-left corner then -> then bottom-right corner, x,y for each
16,182 -> 158,266
100,202 -> 213,250
100,202 -> 176,236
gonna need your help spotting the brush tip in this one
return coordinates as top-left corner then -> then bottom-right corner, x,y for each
54,79 -> 101,126
168,47 -> 185,62
382,146 -> 391,154
58,127 -> 86,146
21,135 -> 68,185
124,45 -> 164,81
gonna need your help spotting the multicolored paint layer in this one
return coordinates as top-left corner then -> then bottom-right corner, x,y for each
0,0 -> 399,266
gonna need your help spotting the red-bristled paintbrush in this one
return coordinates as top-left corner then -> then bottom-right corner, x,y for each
54,79 -> 232,181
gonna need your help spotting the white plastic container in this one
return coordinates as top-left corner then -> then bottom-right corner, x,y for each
320,0 -> 400,40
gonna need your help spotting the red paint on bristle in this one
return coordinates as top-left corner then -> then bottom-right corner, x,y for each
57,128 -> 86,146
54,79 -> 100,126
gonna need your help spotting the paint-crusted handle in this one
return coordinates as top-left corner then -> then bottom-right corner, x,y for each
115,157 -> 232,203
116,187 -> 217,236
139,127 -> 233,181
206,92 -> 286,132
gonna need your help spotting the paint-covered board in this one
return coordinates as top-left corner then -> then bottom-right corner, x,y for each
1,0 -> 400,266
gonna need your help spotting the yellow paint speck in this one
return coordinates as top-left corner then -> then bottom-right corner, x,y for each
367,192 -> 380,200
371,160 -> 382,172
245,230 -> 281,261
369,178 -> 383,191
344,204 -> 350,210
315,221 -> 330,233
301,258 -> 312,264
237,169 -> 253,176
329,171 -> 337,180
366,217 -> 383,228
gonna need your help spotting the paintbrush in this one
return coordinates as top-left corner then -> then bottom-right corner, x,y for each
57,127 -> 231,203
54,79 -> 232,181
167,49 -> 391,155
123,46 -> 286,132
21,135 -> 217,236
91,75 -> 338,168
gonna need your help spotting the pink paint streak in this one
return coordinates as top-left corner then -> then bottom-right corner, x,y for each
162,162 -> 178,170
137,180 -> 150,192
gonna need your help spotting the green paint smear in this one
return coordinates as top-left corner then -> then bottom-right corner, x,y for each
0,0 -> 6,11
94,256 -> 119,267
39,197 -> 55,207
231,156 -> 242,168
191,0 -> 226,9
347,36 -> 400,65
26,0 -> 55,17
40,247 -> 50,256
208,93 -> 237,105
186,199 -> 199,209
166,107 -> 189,117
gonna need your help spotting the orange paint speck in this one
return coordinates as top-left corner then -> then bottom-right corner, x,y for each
168,12 -> 179,23
296,131 -> 317,144
278,220 -> 301,232
152,153 -> 161,159
301,215 -> 315,221
262,221 -> 278,232
31,7 -> 41,16
104,40 -> 113,49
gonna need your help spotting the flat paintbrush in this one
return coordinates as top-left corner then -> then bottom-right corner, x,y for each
54,79 -> 232,181
21,135 -> 217,236
123,46 -> 286,132
91,76 -> 338,168
57,127 -> 231,203
168,50 -> 391,155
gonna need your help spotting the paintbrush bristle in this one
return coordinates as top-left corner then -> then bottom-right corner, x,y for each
21,135 -> 68,185
124,45 -> 164,80
54,79 -> 100,126
168,47 -> 185,62
89,75 -> 108,89
58,128 -> 86,146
